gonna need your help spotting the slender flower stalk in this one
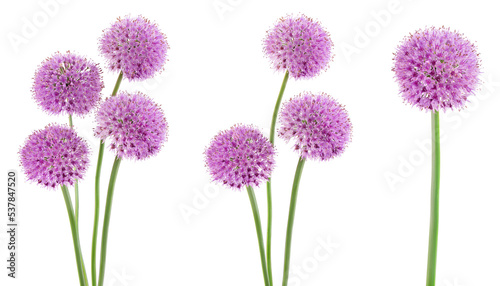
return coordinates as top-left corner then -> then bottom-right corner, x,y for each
19,125 -> 90,285
94,90 -> 167,286
68,114 -> 80,225
69,111 -> 89,286
265,70 -> 289,285
91,140 -> 105,286
269,71 -> 289,145
263,14 -> 333,284
62,184 -> 87,286
426,111 -> 440,286
278,93 -> 352,286
247,186 -> 271,286
393,27 -> 481,286
282,157 -> 305,286
68,114 -> 80,224
111,71 -> 123,97
91,71 -> 123,286
205,125 -> 276,286
97,156 -> 121,286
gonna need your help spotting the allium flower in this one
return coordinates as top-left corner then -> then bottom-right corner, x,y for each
94,91 -> 168,160
99,15 -> 168,81
263,14 -> 333,79
205,125 -> 276,190
393,27 -> 481,111
32,52 -> 103,116
278,92 -> 352,161
19,124 -> 90,189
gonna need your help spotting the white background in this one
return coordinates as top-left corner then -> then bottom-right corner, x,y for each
1,0 -> 499,285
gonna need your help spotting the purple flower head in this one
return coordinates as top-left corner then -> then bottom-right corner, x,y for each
278,92 -> 352,161
94,91 -> 168,160
204,125 -> 276,190
99,15 -> 168,81
263,14 -> 333,79
32,51 -> 104,116
393,27 -> 481,112
19,124 -> 90,189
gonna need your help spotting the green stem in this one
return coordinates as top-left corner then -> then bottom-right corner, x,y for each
282,157 -> 306,286
246,186 -> 270,286
426,111 -> 441,286
68,114 -> 88,286
92,71 -> 123,286
91,141 -> 105,286
68,115 -> 79,224
61,185 -> 86,286
74,181 -> 79,223
266,70 -> 289,286
112,71 -> 123,97
98,157 -> 122,286
269,70 -> 289,145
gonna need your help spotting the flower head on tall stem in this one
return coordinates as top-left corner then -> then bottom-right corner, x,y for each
278,92 -> 352,161
99,15 -> 169,81
204,125 -> 276,190
32,51 -> 104,116
19,124 -> 90,189
94,91 -> 168,160
263,14 -> 333,80
393,26 -> 481,112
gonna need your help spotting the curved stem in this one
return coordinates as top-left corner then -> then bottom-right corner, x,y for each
112,71 -> 123,97
266,70 -> 289,286
74,181 -> 79,223
61,184 -> 86,286
68,115 -> 79,223
269,70 -> 289,144
91,141 -> 105,286
92,71 -> 123,286
68,114 -> 88,286
426,111 -> 441,286
246,186 -> 270,286
282,157 -> 306,286
98,156 -> 122,286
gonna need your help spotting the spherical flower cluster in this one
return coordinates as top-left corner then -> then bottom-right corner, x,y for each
32,52 -> 103,116
94,92 -> 168,160
393,27 -> 481,111
19,124 -> 90,189
263,14 -> 333,79
99,15 -> 169,81
204,125 -> 276,190
278,92 -> 352,161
